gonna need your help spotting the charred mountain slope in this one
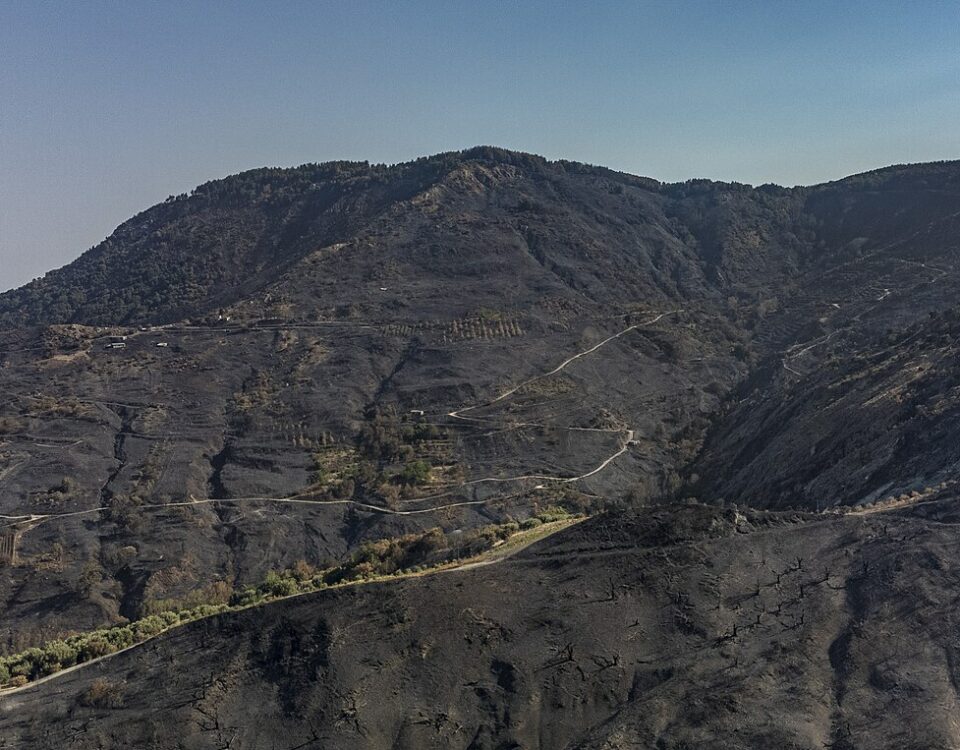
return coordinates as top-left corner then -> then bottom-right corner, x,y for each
5,498 -> 960,750
689,306 -> 960,510
0,158 -> 461,327
0,148 -> 757,650
13,150 -> 958,331
2,149 -> 960,717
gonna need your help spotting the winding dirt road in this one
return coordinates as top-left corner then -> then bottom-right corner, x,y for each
448,310 -> 677,422
2,311 -> 677,536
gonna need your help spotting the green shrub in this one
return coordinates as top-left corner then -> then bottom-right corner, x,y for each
106,627 -> 135,650
398,459 -> 431,486
535,505 -> 571,523
38,640 -> 77,674
132,615 -> 166,639
78,637 -> 114,661
260,571 -> 298,597
9,658 -> 32,678
0,512 -> 576,689
230,587 -> 261,607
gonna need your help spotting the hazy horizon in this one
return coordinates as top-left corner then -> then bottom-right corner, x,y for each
2,0 -> 959,292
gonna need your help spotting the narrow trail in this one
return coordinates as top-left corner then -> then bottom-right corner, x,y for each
448,311 -> 676,422
8,489 -> 938,700
0,494 -> 496,532
460,430 -> 634,486
780,256 -> 954,379
847,479 -> 959,518
2,476 -> 953,698
0,435 -> 633,534
1,391 -> 160,413
0,517 -> 584,699
794,208 -> 960,290
2,311 -> 677,536
443,311 -> 676,486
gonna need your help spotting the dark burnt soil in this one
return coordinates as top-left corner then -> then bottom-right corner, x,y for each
3,499 -> 960,750
2,150 -> 960,723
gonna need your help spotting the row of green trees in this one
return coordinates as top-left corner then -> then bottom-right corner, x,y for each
0,507 -> 575,689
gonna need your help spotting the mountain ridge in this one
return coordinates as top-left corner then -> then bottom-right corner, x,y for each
2,147 -> 960,748
4,148 -> 959,329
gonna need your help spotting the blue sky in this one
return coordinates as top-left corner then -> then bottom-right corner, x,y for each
2,0 -> 959,292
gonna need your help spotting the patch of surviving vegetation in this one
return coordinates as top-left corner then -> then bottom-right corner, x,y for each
302,406 -> 459,509
0,507 -> 580,690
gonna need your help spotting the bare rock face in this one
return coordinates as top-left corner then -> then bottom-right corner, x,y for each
2,149 -> 960,747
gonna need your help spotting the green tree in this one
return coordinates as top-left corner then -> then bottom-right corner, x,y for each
399,460 -> 431,486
